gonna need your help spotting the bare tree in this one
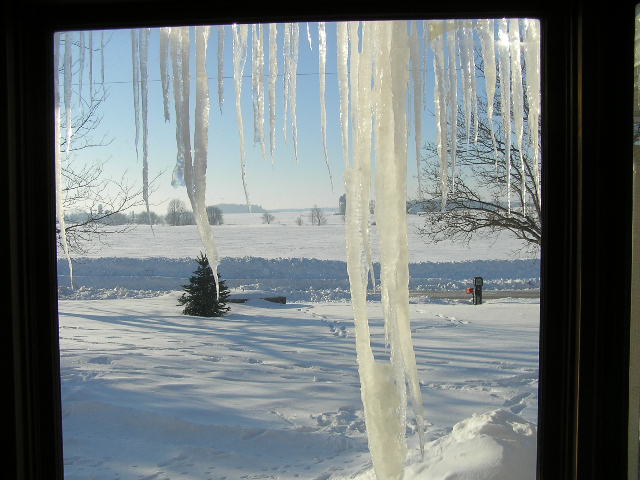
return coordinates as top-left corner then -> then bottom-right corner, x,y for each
206,205 -> 224,225
309,205 -> 328,226
419,93 -> 541,250
262,212 -> 276,224
166,199 -> 189,226
295,215 -> 304,226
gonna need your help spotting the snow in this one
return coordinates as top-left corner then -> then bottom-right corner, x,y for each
59,293 -> 538,479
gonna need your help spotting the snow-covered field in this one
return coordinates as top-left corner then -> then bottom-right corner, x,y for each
58,212 -> 540,479
60,295 -> 538,480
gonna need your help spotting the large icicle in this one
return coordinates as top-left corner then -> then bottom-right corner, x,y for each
218,25 -> 225,113
269,23 -> 278,158
160,27 -> 172,122
232,23 -> 251,209
429,21 -> 450,210
477,19 -> 499,162
337,21 -> 350,165
131,29 -> 141,158
497,19 -> 513,213
409,21 -> 423,198
193,25 -> 221,293
446,20 -> 458,193
509,19 -> 526,213
318,22 -> 333,187
138,28 -> 154,232
524,19 -> 541,207
55,33 -> 74,289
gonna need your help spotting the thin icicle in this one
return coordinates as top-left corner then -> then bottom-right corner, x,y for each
409,21 -> 423,198
524,19 -> 541,208
64,32 -> 73,157
459,20 -> 478,143
497,19 -> 512,214
218,25 -> 225,113
337,22 -> 349,165
193,25 -> 221,296
160,27 -> 172,122
89,31 -> 94,104
269,23 -> 278,159
509,19 -> 526,213
251,24 -> 266,158
282,24 -> 290,143
138,28 -> 154,234
79,31 -> 85,102
306,22 -> 313,50
169,27 -> 186,187
55,33 -> 74,289
446,20 -> 458,194
289,23 -> 300,163
457,20 -> 473,145
429,21 -> 450,210
477,19 -> 499,162
131,29 -> 141,159
100,31 -> 105,88
319,22 -> 333,187
232,24 -> 251,210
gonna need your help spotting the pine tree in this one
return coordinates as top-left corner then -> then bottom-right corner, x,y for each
177,252 -> 231,317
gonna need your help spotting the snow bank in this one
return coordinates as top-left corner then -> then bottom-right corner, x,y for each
349,409 -> 537,480
57,256 -> 540,298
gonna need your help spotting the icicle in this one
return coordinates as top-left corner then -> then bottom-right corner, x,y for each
457,20 -> 472,145
193,25 -> 221,296
138,28 -> 154,233
446,20 -> 458,194
89,31 -> 94,104
422,21 -> 429,112
306,22 -> 313,50
410,21 -> 423,198
282,24 -> 290,143
218,25 -> 225,113
131,29 -> 141,159
160,27 -> 172,122
169,27 -> 186,187
429,21 -> 450,210
232,23 -> 251,210
251,24 -> 266,158
319,22 -> 333,187
64,32 -> 73,156
79,31 -> 85,102
100,31 -> 105,88
477,19 -> 499,163
524,19 -> 541,208
337,21 -> 350,165
509,19 -> 526,213
289,23 -> 300,163
269,23 -> 278,158
459,20 -> 478,143
55,33 -> 74,289
179,27 -> 192,196
497,19 -> 512,214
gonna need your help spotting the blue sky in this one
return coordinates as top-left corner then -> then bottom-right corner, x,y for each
66,22 -> 439,212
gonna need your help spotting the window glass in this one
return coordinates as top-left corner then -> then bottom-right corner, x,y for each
56,20 -> 541,479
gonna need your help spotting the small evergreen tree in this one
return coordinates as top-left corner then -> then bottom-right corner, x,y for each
178,252 -> 231,317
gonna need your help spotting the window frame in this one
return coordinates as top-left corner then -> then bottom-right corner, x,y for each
5,1 -> 636,478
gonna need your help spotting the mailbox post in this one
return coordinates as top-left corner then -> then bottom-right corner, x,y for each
473,276 -> 483,305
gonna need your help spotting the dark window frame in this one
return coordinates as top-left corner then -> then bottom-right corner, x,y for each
5,1 -> 635,478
